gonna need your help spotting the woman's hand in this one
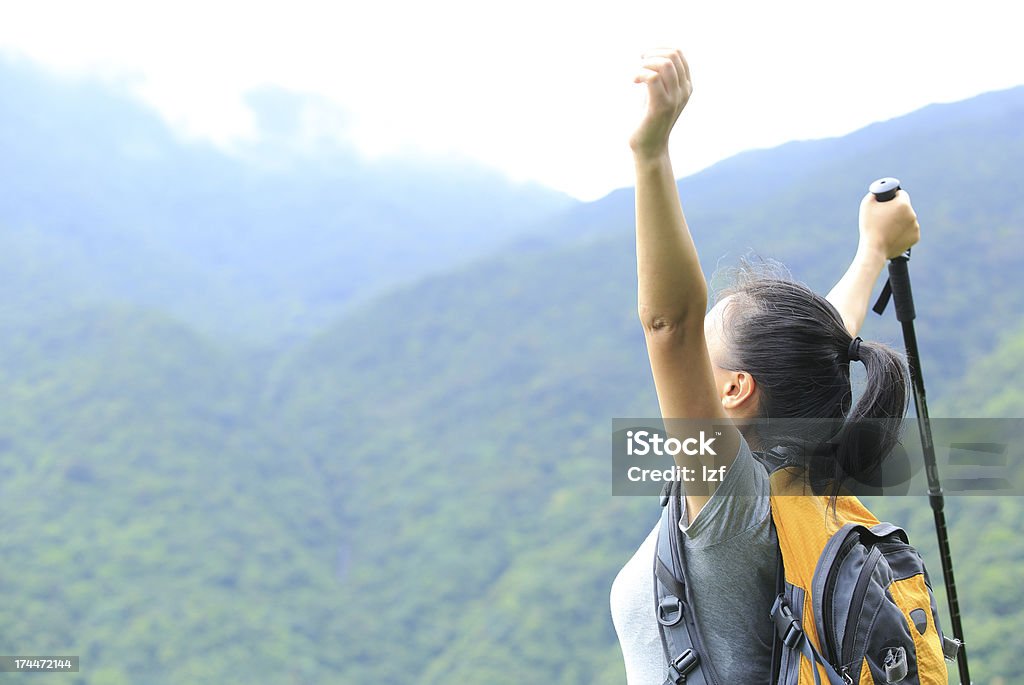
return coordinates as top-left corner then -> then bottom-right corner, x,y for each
827,190 -> 921,336
858,190 -> 920,260
629,49 -> 693,160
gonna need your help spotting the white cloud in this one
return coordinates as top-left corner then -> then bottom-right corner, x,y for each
1,0 -> 1021,200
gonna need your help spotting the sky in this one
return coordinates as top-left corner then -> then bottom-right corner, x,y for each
1,1 -> 1021,201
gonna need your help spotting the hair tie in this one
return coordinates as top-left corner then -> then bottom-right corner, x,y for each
847,336 -> 863,363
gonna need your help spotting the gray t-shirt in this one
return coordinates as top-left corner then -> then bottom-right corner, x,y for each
610,437 -> 777,684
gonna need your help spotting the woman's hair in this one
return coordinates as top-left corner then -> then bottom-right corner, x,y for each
714,259 -> 910,501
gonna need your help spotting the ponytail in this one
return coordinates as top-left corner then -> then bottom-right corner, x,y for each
816,338 -> 910,502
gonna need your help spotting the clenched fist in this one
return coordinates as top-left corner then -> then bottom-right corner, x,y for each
859,190 -> 920,259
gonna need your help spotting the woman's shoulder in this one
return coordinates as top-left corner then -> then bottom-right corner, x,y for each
680,436 -> 771,545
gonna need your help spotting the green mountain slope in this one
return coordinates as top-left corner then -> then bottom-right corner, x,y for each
0,308 -> 344,684
938,322 -> 1024,418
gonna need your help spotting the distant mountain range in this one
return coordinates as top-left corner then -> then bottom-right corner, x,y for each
0,55 -> 575,345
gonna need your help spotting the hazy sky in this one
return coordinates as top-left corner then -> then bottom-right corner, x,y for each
2,1 -> 1021,200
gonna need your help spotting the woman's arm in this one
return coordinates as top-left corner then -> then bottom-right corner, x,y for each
827,191 -> 920,335
631,49 -> 739,521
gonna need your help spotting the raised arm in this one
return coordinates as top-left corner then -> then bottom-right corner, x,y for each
631,49 -> 739,519
827,191 -> 920,335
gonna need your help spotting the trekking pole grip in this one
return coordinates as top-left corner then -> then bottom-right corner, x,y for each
869,176 -> 901,203
870,177 -> 916,323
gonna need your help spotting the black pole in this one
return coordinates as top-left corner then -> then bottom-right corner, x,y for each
869,177 -> 971,684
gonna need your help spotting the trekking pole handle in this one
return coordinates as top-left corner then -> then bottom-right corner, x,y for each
869,177 -> 902,203
869,177 -> 915,322
869,177 -> 907,258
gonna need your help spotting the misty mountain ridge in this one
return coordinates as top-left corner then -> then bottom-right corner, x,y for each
0,53 -> 576,346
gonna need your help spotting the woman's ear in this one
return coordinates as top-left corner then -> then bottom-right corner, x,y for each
721,371 -> 758,415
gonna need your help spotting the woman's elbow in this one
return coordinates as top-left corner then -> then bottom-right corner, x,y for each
638,312 -> 704,338
637,297 -> 707,334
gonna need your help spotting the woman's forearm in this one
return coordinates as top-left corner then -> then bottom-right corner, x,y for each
826,244 -> 887,336
634,152 -> 708,330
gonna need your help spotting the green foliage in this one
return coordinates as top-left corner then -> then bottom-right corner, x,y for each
938,322 -> 1024,418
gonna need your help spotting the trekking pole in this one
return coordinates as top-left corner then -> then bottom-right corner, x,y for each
869,177 -> 971,684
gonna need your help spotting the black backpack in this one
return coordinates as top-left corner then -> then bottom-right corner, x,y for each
653,455 -> 959,685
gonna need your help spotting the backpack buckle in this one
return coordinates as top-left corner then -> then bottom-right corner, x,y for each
770,595 -> 803,649
657,595 -> 684,626
941,635 -> 962,661
882,646 -> 908,682
666,649 -> 698,683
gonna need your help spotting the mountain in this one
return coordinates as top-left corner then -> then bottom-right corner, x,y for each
0,54 -> 576,346
0,74 -> 1022,684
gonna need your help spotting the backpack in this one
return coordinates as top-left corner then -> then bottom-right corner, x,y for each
653,449 -> 961,685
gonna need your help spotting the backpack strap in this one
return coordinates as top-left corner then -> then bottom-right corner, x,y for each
767,508 -> 853,685
770,591 -> 850,685
653,480 -> 713,685
769,543 -> 785,683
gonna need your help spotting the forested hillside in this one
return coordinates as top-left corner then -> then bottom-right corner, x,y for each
0,69 -> 1021,684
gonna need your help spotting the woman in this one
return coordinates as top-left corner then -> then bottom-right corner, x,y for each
610,49 -> 921,683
